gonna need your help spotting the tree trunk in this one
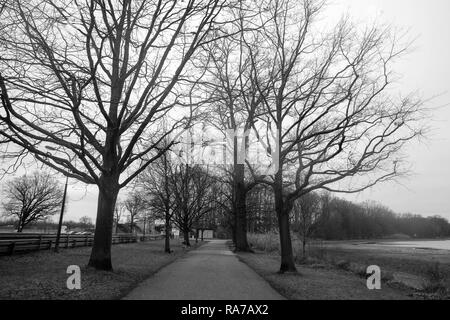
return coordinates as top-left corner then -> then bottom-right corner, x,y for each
183,230 -> 190,247
302,235 -> 307,258
88,175 -> 119,271
231,214 -> 237,244
277,211 -> 297,272
274,170 -> 297,273
164,210 -> 171,253
130,215 -> 134,234
17,212 -> 23,232
234,163 -> 252,252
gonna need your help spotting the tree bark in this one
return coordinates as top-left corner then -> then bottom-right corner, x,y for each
164,210 -> 171,253
277,211 -> 297,272
130,215 -> 134,234
183,229 -> 190,247
234,164 -> 252,252
231,215 -> 237,245
274,170 -> 297,273
88,175 -> 119,271
17,212 -> 23,232
302,235 -> 307,258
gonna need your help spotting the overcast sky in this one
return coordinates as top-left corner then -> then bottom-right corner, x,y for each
330,0 -> 450,219
2,0 -> 449,223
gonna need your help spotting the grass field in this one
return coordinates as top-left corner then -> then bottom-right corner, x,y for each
244,233 -> 450,300
0,239 -> 203,300
237,251 -> 415,300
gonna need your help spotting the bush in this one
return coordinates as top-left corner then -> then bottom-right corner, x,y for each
307,242 -> 329,261
336,260 -> 351,271
247,233 -> 280,253
422,262 -> 447,296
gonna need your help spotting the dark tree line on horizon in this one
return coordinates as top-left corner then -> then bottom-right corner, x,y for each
244,187 -> 450,241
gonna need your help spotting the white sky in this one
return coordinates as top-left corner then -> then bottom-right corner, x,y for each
2,0 -> 449,223
332,0 -> 450,218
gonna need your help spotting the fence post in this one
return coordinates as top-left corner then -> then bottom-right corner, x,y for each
66,234 -> 70,248
85,235 -> 89,246
38,235 -> 42,248
48,240 -> 52,250
8,242 -> 16,255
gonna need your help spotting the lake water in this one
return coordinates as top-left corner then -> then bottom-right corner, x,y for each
379,240 -> 450,250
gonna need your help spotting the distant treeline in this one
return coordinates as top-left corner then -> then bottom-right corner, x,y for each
245,186 -> 450,240
314,198 -> 450,240
0,218 -> 94,232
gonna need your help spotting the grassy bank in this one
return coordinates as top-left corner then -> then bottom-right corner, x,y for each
237,251 -> 414,300
245,233 -> 450,299
0,239 -> 203,300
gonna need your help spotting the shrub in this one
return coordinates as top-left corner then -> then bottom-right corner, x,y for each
336,260 -> 351,271
247,233 -> 280,253
422,262 -> 447,297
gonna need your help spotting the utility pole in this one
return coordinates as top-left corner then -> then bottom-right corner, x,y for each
54,175 -> 68,252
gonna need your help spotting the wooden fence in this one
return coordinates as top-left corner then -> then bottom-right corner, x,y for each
0,233 -> 164,256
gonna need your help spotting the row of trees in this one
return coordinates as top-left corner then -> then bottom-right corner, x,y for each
0,0 -> 230,270
2,169 -> 449,244
192,0 -> 425,272
244,187 -> 450,257
0,167 -> 218,250
0,217 -> 95,231
247,188 -> 450,242
313,198 -> 450,241
133,151 -> 219,252
1,0 -> 425,272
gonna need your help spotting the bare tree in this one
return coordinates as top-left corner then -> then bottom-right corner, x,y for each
137,209 -> 154,236
79,215 -> 94,227
245,0 -> 424,272
171,164 -> 216,246
292,192 -> 321,258
0,0 -> 228,270
2,171 -> 63,232
197,2 -> 268,251
210,174 -> 235,240
138,150 -> 175,253
124,191 -> 147,235
113,201 -> 125,234
247,184 -> 277,233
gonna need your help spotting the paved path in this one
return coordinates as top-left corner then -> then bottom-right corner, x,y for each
123,239 -> 285,300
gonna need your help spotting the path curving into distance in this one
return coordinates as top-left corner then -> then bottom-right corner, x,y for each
123,239 -> 285,300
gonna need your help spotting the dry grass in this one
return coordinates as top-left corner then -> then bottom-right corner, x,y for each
247,233 -> 280,253
0,239 -> 203,300
237,251 -> 414,300
306,242 -> 450,290
248,232 -> 450,299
